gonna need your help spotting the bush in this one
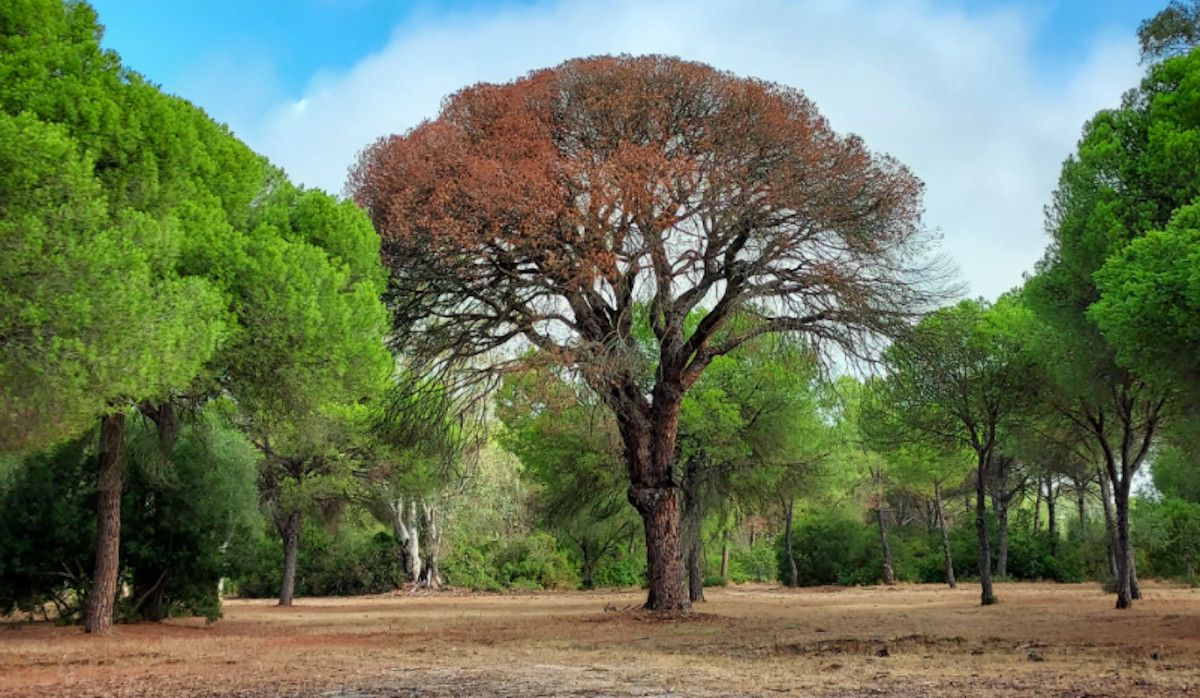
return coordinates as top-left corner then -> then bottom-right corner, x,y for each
442,533 -> 580,591
228,515 -> 401,598
731,537 -> 778,583
776,511 -> 879,586
1134,497 -> 1200,583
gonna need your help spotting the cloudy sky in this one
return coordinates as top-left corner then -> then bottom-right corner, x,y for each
91,0 -> 1164,301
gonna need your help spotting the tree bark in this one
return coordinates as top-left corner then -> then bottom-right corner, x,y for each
85,412 -> 127,634
1113,486 -> 1133,609
877,505 -> 896,585
975,453 -> 996,605
783,500 -> 798,587
417,500 -> 443,589
1098,468 -> 1120,588
278,510 -> 301,606
621,386 -> 689,612
389,498 -> 421,584
935,482 -> 956,589
682,457 -> 705,603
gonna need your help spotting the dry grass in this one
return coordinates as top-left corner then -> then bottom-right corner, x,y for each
2,582 -> 1199,696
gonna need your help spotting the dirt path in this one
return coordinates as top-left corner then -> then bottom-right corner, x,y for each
2,582 -> 1198,696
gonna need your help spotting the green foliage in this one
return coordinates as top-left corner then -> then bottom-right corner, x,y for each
228,515 -> 400,598
0,410 -> 259,621
1092,204 -> 1200,398
1133,497 -> 1200,583
441,533 -> 580,591
776,511 -> 879,586
1139,3 -> 1200,62
729,538 -> 778,583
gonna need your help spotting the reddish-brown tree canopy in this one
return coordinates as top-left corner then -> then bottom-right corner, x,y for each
352,54 -> 944,611
352,55 -> 938,399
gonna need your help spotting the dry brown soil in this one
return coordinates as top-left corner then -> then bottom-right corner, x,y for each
2,582 -> 1199,697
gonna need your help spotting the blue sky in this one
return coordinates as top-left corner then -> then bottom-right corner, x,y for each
88,0 -> 1169,300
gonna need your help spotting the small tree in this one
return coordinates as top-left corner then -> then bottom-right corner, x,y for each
352,55 -> 943,610
871,298 -> 1041,605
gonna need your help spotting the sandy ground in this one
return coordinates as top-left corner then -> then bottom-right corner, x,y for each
2,582 -> 1199,697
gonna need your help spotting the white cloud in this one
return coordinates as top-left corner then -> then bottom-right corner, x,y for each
232,0 -> 1144,300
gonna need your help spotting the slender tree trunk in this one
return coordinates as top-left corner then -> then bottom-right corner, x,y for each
1113,486 -> 1133,609
995,502 -> 1009,579
682,458 -> 705,603
975,453 -> 996,605
1099,469 -> 1120,587
1046,480 -> 1058,556
877,506 -> 896,585
935,482 -> 956,589
719,528 -> 730,585
580,539 -> 596,590
417,500 -> 443,589
1131,553 -> 1142,600
1076,479 -> 1087,529
1033,481 -> 1042,533
278,510 -> 301,606
390,498 -> 421,584
783,500 -> 798,587
85,413 -> 127,634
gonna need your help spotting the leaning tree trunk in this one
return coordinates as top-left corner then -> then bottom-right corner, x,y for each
417,500 -> 443,589
974,453 -> 996,605
682,457 -> 705,603
1075,478 -> 1087,528
877,505 -> 896,585
278,510 -> 302,606
85,412 -> 127,634
935,482 -> 956,589
783,500 -> 798,587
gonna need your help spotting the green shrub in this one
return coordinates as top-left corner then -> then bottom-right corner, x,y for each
442,533 -> 580,591
776,512 -> 878,586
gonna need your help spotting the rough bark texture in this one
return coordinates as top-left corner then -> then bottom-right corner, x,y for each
1114,490 -> 1133,609
388,498 -> 422,584
278,510 -> 301,607
935,483 -> 956,589
682,458 -> 705,603
85,412 -> 127,634
1099,470 -> 1121,585
975,455 -> 996,605
877,506 -> 896,585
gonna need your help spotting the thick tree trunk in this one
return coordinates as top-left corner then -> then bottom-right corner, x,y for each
783,500 -> 798,587
85,412 -> 127,634
621,386 -> 689,612
877,506 -> 896,585
418,501 -> 443,589
278,510 -> 301,606
975,454 -> 996,605
935,483 -> 956,589
631,484 -> 687,609
682,458 -> 704,603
